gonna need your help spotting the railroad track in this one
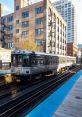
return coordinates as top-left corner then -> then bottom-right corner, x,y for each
0,65 -> 77,100
0,70 -> 70,100
0,65 -> 82,117
0,65 -> 81,100
0,73 -> 57,99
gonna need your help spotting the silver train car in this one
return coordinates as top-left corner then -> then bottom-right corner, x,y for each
11,50 -> 76,77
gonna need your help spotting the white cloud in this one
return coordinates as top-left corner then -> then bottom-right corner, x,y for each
4,5 -> 12,15
4,5 -> 11,12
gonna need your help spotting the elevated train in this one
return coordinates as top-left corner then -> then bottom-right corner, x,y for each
11,50 -> 76,80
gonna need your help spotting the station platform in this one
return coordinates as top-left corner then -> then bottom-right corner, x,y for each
25,70 -> 82,117
0,70 -> 11,75
54,72 -> 82,117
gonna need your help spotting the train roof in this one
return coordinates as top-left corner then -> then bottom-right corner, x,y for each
11,50 -> 76,58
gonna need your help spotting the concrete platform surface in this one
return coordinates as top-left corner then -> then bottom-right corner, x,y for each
26,71 -> 82,117
54,76 -> 82,117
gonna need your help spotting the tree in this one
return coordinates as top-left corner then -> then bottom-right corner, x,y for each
17,38 -> 40,51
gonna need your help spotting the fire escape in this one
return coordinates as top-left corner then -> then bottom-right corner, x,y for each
0,18 -> 9,48
48,8 -> 56,54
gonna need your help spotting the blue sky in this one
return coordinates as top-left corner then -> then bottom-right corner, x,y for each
0,0 -> 82,44
0,0 -> 14,14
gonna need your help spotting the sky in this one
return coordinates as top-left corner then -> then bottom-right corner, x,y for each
0,0 -> 82,44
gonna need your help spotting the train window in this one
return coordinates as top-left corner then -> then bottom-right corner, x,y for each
50,56 -> 52,65
51,57 -> 54,64
31,57 -> 37,66
37,59 -> 40,64
11,55 -> 16,66
23,55 -> 29,66
39,59 -> 44,64
48,56 -> 51,65
13,56 -> 15,61
55,57 -> 58,63
45,56 -> 49,65
17,55 -> 22,66
52,57 -> 54,63
33,60 -> 36,64
12,56 -> 15,62
18,55 -> 22,62
36,58 -> 44,65
31,55 -> 44,66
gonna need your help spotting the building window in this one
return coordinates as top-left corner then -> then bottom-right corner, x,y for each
16,29 -> 19,33
35,29 -> 44,35
16,5 -> 19,10
21,31 -> 28,38
58,44 -> 59,48
57,17 -> 59,24
65,4 -> 67,8
7,16 -> 13,22
57,36 -> 59,40
57,27 -> 59,32
36,40 -> 45,46
22,11 -> 29,18
65,26 -> 66,31
1,18 -> 6,24
35,7 -> 43,14
1,26 -> 7,32
68,3 -> 71,7
48,8 -> 52,16
16,20 -> 19,24
22,21 -> 29,27
8,33 -> 13,39
36,18 -> 44,25
7,25 -> 13,31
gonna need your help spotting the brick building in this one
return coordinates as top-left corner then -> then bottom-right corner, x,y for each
67,43 -> 78,56
0,0 -> 67,55
78,44 -> 82,63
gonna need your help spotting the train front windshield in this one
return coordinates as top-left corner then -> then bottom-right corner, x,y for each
11,54 -> 29,67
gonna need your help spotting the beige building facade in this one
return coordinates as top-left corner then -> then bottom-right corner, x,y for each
0,0 -> 67,55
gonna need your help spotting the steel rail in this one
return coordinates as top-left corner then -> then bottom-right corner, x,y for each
0,72 -> 76,117
0,65 -> 82,117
